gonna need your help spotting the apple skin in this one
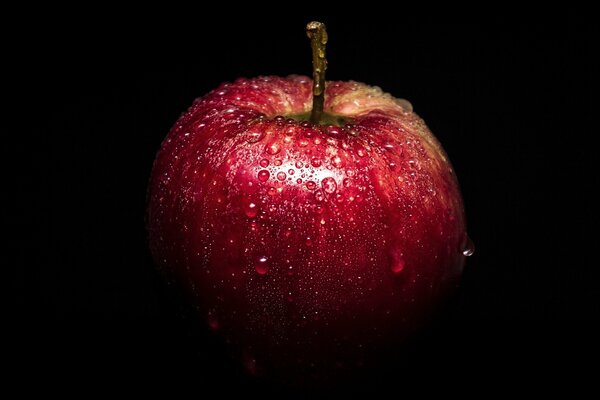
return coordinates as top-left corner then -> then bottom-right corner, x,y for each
147,75 -> 467,382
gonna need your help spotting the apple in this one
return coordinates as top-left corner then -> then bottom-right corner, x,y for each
147,22 -> 471,383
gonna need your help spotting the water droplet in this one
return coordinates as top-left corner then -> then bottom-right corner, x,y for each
288,169 -> 295,175
356,146 -> 367,157
462,235 -> 475,257
394,98 -> 413,112
383,142 -> 394,150
267,187 -> 278,196
311,158 -> 322,167
266,142 -> 281,155
274,115 -> 285,122
305,237 -> 313,246
299,139 -> 309,147
314,204 -> 325,214
259,159 -> 269,167
314,189 -> 325,202
331,156 -> 342,168
274,159 -> 282,166
346,169 -> 355,177
306,181 -> 316,190
244,202 -> 258,218
255,256 -> 269,274
343,178 -> 352,187
296,178 -> 303,184
391,257 -> 405,274
314,138 -> 322,145
295,161 -> 303,168
327,125 -> 342,137
277,171 -> 287,181
258,170 -> 270,182
247,131 -> 265,143
322,177 -> 337,194
389,162 -> 397,170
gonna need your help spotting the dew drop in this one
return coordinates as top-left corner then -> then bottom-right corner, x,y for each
295,161 -> 303,168
306,181 -> 316,190
305,237 -> 313,247
259,159 -> 269,167
247,131 -> 265,143
462,235 -> 475,257
356,146 -> 367,157
257,170 -> 270,182
327,125 -> 342,137
266,142 -> 281,155
255,257 -> 269,275
394,98 -> 413,112
331,156 -> 342,168
314,204 -> 325,214
296,178 -> 303,184
267,187 -> 278,196
277,171 -> 287,181
391,257 -> 405,274
244,202 -> 258,218
322,177 -> 337,194
314,189 -> 325,202
288,169 -> 295,175
311,158 -> 322,167
343,178 -> 352,188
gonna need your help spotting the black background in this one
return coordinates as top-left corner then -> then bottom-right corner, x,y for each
12,9 -> 597,396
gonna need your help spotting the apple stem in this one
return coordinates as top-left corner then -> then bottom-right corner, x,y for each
306,21 -> 328,124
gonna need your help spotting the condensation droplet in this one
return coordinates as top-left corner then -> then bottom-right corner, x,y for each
306,181 -> 316,190
244,202 -> 258,218
288,169 -> 295,175
295,161 -> 303,168
267,187 -> 278,196
394,98 -> 413,112
277,171 -> 287,181
296,178 -> 303,184
274,159 -> 282,166
259,159 -> 269,167
322,177 -> 337,194
331,156 -> 342,168
266,142 -> 281,155
314,189 -> 325,202
247,131 -> 265,143
255,256 -> 269,275
311,158 -> 322,167
463,235 -> 475,257
258,170 -> 270,182
391,257 -> 405,274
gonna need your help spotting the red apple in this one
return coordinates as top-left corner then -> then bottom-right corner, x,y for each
147,22 -> 470,384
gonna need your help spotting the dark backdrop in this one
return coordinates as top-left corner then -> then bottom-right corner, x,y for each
12,9 -> 597,396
